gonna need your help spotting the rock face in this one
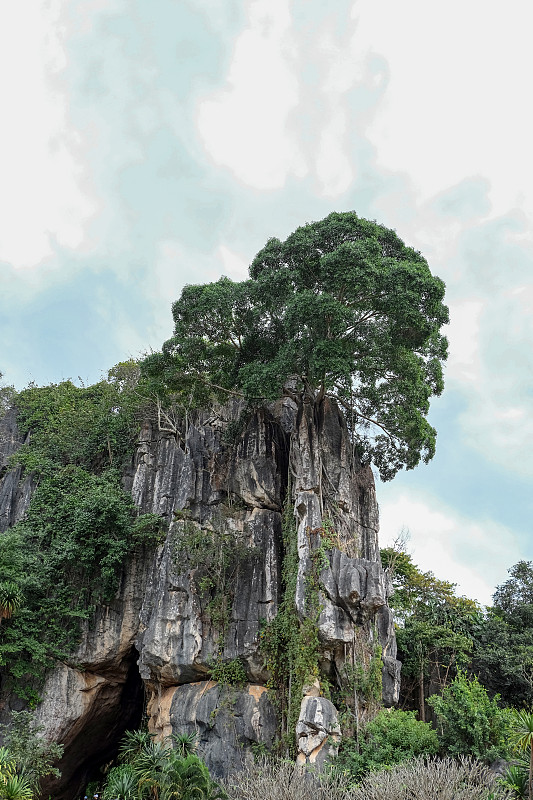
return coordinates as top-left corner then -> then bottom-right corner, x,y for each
0,408 -> 35,532
0,394 -> 400,798
296,695 -> 341,768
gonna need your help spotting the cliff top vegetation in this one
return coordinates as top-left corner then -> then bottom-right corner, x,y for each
142,211 -> 448,480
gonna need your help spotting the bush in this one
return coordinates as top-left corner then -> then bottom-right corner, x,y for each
224,758 -> 350,800
0,710 -> 63,794
103,730 -> 225,800
332,708 -> 438,782
351,756 -> 514,800
224,756 -> 513,800
427,670 -> 512,761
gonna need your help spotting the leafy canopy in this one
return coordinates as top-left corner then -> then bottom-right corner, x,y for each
0,366 -> 164,702
427,670 -> 512,762
332,708 -> 438,782
144,212 -> 448,480
473,561 -> 533,709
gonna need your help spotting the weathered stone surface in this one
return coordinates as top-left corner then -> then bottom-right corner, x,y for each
376,604 -> 402,706
296,695 -> 341,767
0,408 -> 35,532
147,681 -> 277,777
0,393 -> 400,793
382,656 -> 402,707
137,507 -> 280,686
35,657 -> 143,800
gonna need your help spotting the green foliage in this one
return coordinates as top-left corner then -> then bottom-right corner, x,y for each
0,747 -> 16,782
143,211 -> 449,481
0,583 -> 23,622
208,658 -> 247,687
169,733 -> 197,758
473,562 -> 533,709
381,546 -> 460,622
427,670 -> 512,762
106,729 -> 225,800
13,372 -> 144,474
508,710 -> 533,800
493,562 -> 533,616
382,544 -> 482,718
103,763 -> 137,800
343,643 -> 383,707
396,616 -> 473,687
0,772 -> 34,800
0,369 -> 165,699
332,708 -> 438,782
501,761 -> 529,799
259,489 -> 322,754
0,711 -> 63,794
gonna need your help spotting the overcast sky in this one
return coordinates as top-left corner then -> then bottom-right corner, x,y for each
1,0 -> 532,605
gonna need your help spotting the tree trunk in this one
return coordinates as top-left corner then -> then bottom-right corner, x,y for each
419,665 -> 425,722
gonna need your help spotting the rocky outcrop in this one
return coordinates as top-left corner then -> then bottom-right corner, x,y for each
296,695 -> 341,768
0,408 -> 35,532
147,681 -> 277,776
0,394 -> 400,798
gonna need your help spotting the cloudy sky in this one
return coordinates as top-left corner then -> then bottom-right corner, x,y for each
1,0 -> 532,605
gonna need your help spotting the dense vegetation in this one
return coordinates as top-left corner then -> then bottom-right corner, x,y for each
142,211 -> 449,480
0,365 -> 163,703
0,711 -> 64,800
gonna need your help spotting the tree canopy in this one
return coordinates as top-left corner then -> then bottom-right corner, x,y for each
142,211 -> 448,480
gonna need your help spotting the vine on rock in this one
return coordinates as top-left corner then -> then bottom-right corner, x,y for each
259,484 -> 324,756
171,509 -> 256,652
0,373 -> 165,703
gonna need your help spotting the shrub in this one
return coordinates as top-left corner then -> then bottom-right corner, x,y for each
224,758 -> 350,800
351,756 -> 514,800
428,670 -> 512,761
332,708 -> 438,782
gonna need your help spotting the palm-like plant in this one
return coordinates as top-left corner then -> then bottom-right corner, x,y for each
510,710 -> 533,800
130,740 -> 170,800
0,748 -> 16,783
502,762 -> 529,799
169,734 -> 197,759
162,753 -> 225,800
0,582 -> 23,625
107,730 -> 225,800
103,764 -> 137,800
118,730 -> 155,765
0,773 -> 34,800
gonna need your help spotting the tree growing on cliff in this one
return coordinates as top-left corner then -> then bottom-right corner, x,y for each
142,211 -> 448,480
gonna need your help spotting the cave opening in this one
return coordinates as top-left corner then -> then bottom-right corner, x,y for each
41,651 -> 145,800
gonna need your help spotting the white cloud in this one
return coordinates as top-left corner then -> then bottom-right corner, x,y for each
197,0 -> 306,189
445,278 -> 533,479
217,244 -> 249,281
379,490 -> 523,606
444,299 -> 484,385
143,239 -> 252,353
354,0 -> 533,217
0,1 -> 97,267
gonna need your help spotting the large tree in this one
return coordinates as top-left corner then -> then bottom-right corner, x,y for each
473,561 -> 533,708
143,211 -> 448,480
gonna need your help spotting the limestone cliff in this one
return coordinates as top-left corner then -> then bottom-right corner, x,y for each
0,394 -> 399,798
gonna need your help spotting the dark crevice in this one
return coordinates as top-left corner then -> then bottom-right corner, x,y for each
40,652 -> 144,800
